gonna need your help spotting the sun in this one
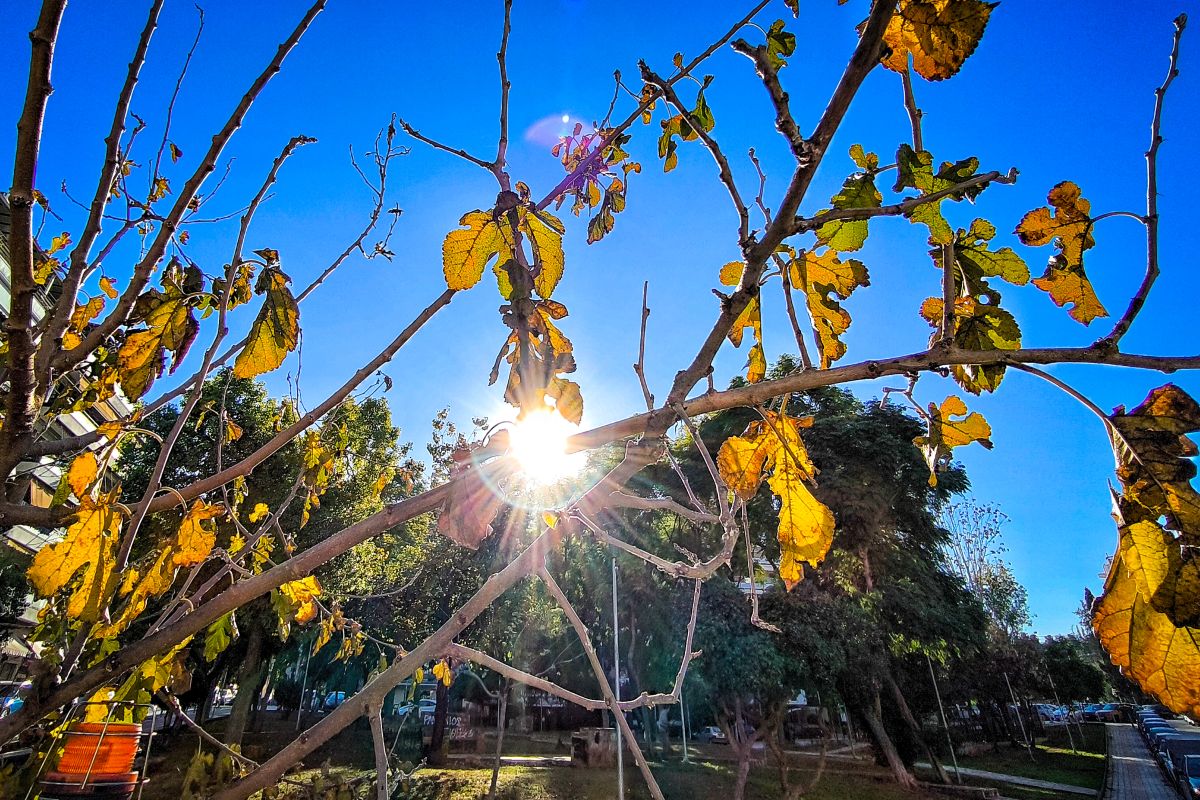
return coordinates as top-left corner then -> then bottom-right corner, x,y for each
507,410 -> 584,486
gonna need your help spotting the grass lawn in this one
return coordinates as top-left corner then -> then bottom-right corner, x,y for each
135,712 -> 948,800
298,762 -> 954,800
951,723 -> 1106,791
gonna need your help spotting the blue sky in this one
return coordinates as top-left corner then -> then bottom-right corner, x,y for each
3,0 -> 1198,636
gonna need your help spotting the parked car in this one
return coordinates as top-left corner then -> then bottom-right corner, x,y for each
1142,703 -> 1178,720
1160,736 -> 1200,782
1179,754 -> 1200,797
695,725 -> 726,744
0,681 -> 30,718
322,691 -> 347,711
1095,703 -> 1123,722
1035,704 -> 1066,722
1082,703 -> 1103,721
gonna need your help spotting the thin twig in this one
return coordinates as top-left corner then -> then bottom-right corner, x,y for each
731,39 -> 807,162
397,119 -> 493,171
537,565 -> 666,800
158,690 -> 260,770
938,240 -> 956,347
641,66 -> 751,247
634,281 -> 655,410
900,63 -> 923,152
493,0 -> 513,188
793,168 -> 1018,233
607,492 -> 717,525
1100,13 -> 1187,347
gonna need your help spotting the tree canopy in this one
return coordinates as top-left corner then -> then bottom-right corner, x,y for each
1,2 -> 1198,799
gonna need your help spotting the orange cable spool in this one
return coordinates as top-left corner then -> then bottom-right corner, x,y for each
56,722 -> 141,775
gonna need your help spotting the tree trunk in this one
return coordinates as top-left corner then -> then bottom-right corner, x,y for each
733,754 -> 753,800
885,670 -> 949,783
427,675 -> 450,765
224,626 -> 265,747
859,692 -> 917,789
487,682 -> 509,800
722,699 -> 760,800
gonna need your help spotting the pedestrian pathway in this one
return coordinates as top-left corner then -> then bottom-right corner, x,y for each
914,762 -> 1099,796
1103,723 -> 1177,800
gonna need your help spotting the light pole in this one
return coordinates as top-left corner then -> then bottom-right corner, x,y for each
926,654 -> 961,783
612,555 -> 624,800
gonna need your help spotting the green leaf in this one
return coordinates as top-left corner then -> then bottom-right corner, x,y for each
920,295 -> 1021,393
894,144 -> 982,244
657,87 -> 716,173
952,218 -> 1030,287
848,143 -> 879,172
766,20 -> 796,69
204,613 -> 236,662
815,172 -> 882,252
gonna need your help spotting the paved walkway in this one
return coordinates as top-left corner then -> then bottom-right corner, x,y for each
914,761 -> 1099,796
1103,723 -> 1177,800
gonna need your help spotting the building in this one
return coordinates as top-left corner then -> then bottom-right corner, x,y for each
0,193 -> 134,678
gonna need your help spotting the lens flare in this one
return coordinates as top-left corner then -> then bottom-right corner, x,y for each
508,410 -> 584,485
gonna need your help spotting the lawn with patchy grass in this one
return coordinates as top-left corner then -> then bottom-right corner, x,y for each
952,723 -> 1106,791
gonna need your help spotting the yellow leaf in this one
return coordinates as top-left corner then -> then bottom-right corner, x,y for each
149,176 -> 171,202
716,420 -> 779,501
117,329 -> 164,400
49,231 -> 71,255
99,276 -> 119,299
68,296 -> 106,334
97,421 -> 122,440
717,410 -> 834,589
521,210 -> 565,299
881,0 -> 996,81
1094,516 -> 1200,717
547,377 -> 584,425
228,533 -> 246,554
247,502 -> 269,523
28,496 -> 121,623
719,261 -> 744,286
370,470 -> 393,499
1032,257 -> 1108,325
726,296 -> 766,384
1016,181 -> 1094,266
542,511 -> 559,529
793,249 -> 869,369
414,667 -> 425,685
768,455 -> 835,590
279,576 -> 322,625
67,451 -> 99,499
432,660 -> 453,686
175,500 -> 223,566
913,395 -> 993,484
117,291 -> 198,398
233,268 -> 299,379
442,210 -> 510,291
747,342 -> 766,384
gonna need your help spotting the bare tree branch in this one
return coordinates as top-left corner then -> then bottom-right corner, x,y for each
1,0 -> 68,479
1100,12 -> 1188,347
54,0 -> 329,375
37,0 -> 167,381
538,564 -> 666,800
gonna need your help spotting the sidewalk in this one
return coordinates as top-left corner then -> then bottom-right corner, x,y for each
1102,723 -> 1178,800
915,761 -> 1099,797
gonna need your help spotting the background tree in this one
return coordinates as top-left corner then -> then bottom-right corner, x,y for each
0,3 -> 1197,800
